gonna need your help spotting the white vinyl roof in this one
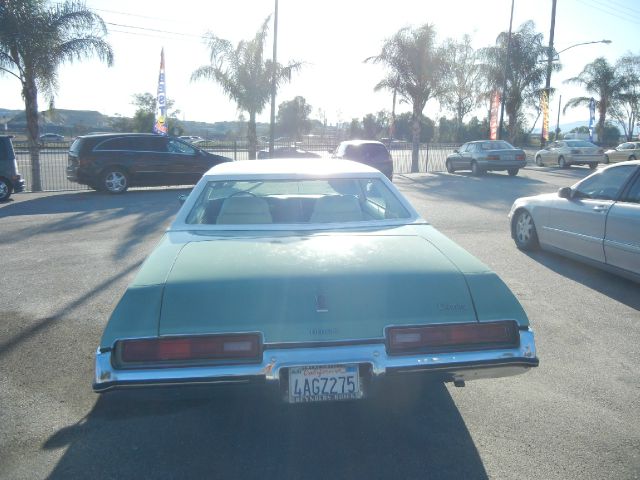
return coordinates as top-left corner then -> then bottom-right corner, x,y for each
204,158 -> 381,179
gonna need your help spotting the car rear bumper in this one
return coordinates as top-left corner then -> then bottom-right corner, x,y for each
94,328 -> 538,394
566,155 -> 601,165
12,177 -> 25,193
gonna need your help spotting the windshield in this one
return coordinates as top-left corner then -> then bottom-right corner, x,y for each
567,140 -> 596,147
186,178 -> 411,225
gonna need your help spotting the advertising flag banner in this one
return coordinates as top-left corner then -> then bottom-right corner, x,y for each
154,48 -> 168,135
541,90 -> 549,141
588,97 -> 596,142
489,91 -> 500,140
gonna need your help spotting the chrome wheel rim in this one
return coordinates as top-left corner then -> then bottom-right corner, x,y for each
0,180 -> 8,199
105,171 -> 126,192
516,212 -> 534,244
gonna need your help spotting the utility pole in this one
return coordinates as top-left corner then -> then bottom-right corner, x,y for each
269,0 -> 279,157
498,0 -> 515,140
541,0 -> 557,148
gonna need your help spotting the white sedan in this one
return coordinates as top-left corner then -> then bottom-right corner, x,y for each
509,160 -> 640,282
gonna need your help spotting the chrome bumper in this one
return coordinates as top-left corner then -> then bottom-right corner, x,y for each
94,329 -> 538,393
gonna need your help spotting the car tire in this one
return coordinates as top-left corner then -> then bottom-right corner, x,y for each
507,168 -> 519,176
446,160 -> 455,173
0,178 -> 12,201
558,156 -> 568,168
630,155 -> 636,161
471,161 -> 482,176
101,168 -> 129,194
588,163 -> 598,170
535,155 -> 543,166
513,209 -> 539,251
603,155 -> 610,164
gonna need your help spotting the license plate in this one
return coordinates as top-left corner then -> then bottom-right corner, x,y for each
288,364 -> 362,403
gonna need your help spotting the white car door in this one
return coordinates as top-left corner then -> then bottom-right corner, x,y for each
604,170 -> 640,275
542,165 -> 638,263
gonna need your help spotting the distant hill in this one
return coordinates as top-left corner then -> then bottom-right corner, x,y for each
0,107 -> 266,139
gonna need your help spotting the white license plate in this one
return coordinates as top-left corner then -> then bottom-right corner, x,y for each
288,364 -> 362,403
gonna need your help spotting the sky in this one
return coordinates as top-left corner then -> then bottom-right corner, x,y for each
0,0 -> 638,130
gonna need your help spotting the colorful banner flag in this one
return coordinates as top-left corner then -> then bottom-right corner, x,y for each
154,48 -> 168,135
541,90 -> 549,142
489,91 -> 500,140
588,97 -> 596,142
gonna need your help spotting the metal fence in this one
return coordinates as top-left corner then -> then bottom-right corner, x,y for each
11,139 -> 458,193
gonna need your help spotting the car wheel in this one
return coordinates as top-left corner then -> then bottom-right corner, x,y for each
513,209 -> 539,251
471,161 -> 482,176
535,155 -> 543,166
630,155 -> 636,161
508,168 -> 519,176
558,156 -> 568,168
588,163 -> 597,170
101,168 -> 129,193
0,178 -> 12,201
446,160 -> 455,173
603,155 -> 610,164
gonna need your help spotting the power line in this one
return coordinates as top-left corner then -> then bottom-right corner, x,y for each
105,22 -> 208,40
601,0 -> 640,17
581,0 -> 640,24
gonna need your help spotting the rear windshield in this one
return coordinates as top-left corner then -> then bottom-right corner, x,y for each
186,178 -> 411,225
479,141 -> 514,150
347,144 -> 391,161
69,139 -> 82,155
567,140 -> 595,147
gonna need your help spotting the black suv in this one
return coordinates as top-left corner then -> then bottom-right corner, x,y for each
0,135 -> 25,201
332,140 -> 394,180
66,133 -> 232,193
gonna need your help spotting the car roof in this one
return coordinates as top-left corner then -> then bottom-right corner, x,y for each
203,158 -> 381,178
77,132 -> 167,139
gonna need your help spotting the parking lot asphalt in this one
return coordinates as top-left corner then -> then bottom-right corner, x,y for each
1,166 -> 638,480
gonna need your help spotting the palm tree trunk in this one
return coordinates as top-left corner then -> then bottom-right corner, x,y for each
23,77 -> 42,191
248,110 -> 257,160
597,100 -> 606,144
411,106 -> 421,173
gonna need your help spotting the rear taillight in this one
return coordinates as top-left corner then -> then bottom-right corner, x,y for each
117,333 -> 262,365
386,321 -> 519,355
516,154 -> 525,161
486,155 -> 500,161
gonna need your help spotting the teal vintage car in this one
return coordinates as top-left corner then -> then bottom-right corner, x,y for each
94,159 -> 538,403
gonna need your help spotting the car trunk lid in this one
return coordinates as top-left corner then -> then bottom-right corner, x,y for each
159,235 -> 477,343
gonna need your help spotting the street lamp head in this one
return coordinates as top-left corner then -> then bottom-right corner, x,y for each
601,39 -> 612,44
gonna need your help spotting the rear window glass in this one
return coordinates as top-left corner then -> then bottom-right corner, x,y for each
350,144 -> 391,161
185,178 -> 411,225
69,139 -> 82,155
567,140 -> 595,147
480,141 -> 514,150
0,138 -> 15,160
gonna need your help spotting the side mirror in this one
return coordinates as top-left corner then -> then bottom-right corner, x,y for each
558,187 -> 572,199
178,194 -> 187,205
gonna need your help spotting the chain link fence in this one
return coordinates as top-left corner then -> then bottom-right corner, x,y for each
11,138 -> 459,192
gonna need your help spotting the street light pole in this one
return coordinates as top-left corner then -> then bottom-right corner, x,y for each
269,0 -> 278,158
497,0 -> 515,140
540,0 -> 557,148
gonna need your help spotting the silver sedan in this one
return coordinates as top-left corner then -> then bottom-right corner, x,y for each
604,141 -> 640,164
534,140 -> 603,169
446,140 -> 527,176
509,160 -> 640,282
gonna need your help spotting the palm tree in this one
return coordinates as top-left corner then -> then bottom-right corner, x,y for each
564,57 -> 628,142
0,0 -> 113,191
480,21 -> 554,143
191,17 -> 301,160
366,24 -> 444,172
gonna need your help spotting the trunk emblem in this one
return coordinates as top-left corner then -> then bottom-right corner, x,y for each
316,294 -> 328,313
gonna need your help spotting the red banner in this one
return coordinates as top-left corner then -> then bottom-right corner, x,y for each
489,91 -> 500,140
